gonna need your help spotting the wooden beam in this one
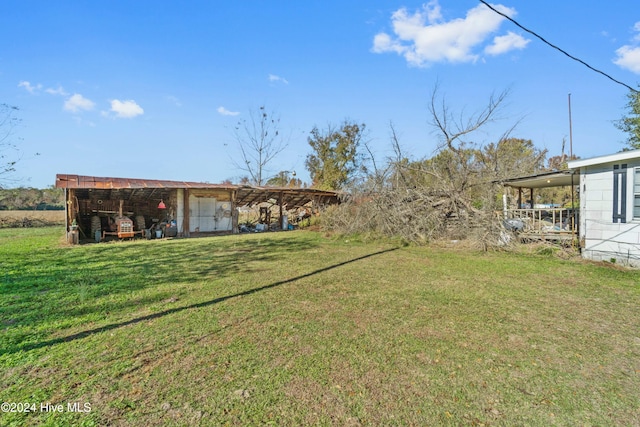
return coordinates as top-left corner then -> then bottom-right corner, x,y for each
65,188 -> 71,230
279,191 -> 284,229
183,188 -> 190,237
231,189 -> 239,233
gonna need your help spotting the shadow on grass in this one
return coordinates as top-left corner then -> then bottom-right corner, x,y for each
0,234 -> 318,332
9,247 -> 399,354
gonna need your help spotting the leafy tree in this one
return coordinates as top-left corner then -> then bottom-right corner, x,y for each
419,145 -> 481,194
546,151 -> 578,171
265,170 -> 301,187
305,121 -> 365,190
615,87 -> 640,150
478,138 -> 547,181
0,186 -> 64,210
231,106 -> 289,186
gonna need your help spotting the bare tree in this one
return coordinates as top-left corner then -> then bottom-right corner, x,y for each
0,104 -> 21,188
429,86 -> 510,152
231,106 -> 288,186
322,87 -> 541,249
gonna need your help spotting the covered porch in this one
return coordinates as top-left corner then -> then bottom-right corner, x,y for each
499,170 -> 579,242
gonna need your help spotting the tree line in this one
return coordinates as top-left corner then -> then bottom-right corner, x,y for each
299,85 -> 636,246
233,86 -> 639,195
0,187 -> 64,210
3,85 -> 639,242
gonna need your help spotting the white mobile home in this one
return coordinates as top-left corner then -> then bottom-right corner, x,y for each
568,150 -> 640,267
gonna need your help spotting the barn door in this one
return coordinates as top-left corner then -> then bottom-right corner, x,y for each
189,195 -> 216,232
216,202 -> 232,231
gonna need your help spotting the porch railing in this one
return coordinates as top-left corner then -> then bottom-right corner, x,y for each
501,208 -> 578,235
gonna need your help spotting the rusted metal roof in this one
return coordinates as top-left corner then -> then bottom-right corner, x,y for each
56,174 -> 237,190
235,186 -> 341,208
56,174 -> 341,208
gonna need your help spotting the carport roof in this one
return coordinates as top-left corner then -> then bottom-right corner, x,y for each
498,170 -> 577,189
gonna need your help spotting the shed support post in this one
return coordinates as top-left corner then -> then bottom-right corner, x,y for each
64,188 -> 70,231
183,188 -> 190,237
279,192 -> 284,230
231,190 -> 239,234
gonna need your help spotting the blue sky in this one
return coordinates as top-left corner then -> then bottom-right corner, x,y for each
2,0 -> 639,188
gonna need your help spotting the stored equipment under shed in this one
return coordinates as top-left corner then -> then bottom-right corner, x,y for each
55,174 -> 340,243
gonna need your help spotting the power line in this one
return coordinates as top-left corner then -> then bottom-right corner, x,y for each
479,0 -> 638,93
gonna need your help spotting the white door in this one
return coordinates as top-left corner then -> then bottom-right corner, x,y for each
189,196 -> 216,232
216,202 -> 232,231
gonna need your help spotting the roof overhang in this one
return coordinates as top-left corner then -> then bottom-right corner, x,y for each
500,170 -> 577,189
55,174 -> 341,208
55,174 -> 235,190
567,148 -> 640,169
235,186 -> 341,208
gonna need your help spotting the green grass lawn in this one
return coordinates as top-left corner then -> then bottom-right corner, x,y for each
1,227 -> 639,426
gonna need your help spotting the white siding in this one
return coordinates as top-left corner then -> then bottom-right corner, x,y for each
579,158 -> 640,267
177,189 -> 184,236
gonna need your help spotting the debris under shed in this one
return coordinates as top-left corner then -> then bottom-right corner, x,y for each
55,174 -> 340,243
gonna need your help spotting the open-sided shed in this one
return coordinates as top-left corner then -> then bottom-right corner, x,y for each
55,174 -> 340,242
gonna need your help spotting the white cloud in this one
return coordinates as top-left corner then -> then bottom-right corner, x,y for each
373,32 -> 406,55
614,45 -> 640,74
18,81 -> 42,94
71,116 -> 96,127
64,93 -> 95,113
485,31 -> 530,55
19,81 -> 69,96
372,1 -> 528,66
268,74 -> 289,84
614,22 -> 640,74
109,99 -> 144,118
45,86 -> 68,96
424,0 -> 442,22
217,106 -> 240,116
166,95 -> 182,107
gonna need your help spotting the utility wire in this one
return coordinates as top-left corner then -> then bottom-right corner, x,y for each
479,0 -> 638,93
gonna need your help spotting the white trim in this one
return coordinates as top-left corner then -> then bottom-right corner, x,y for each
634,167 -> 640,221
568,149 -> 640,169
